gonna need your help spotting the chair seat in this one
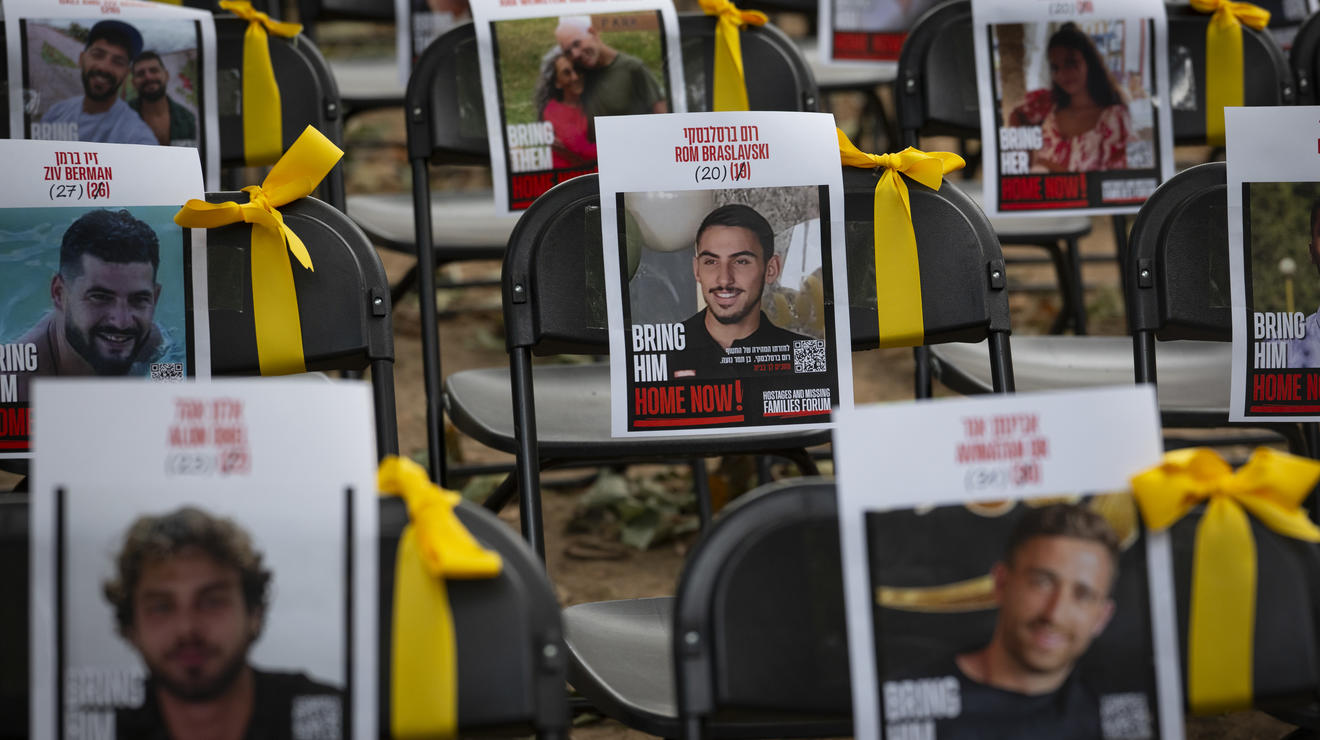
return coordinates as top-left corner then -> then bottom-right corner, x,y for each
797,39 -> 897,89
931,336 -> 1231,414
346,191 -> 521,253
564,597 -> 677,732
963,185 -> 1093,241
444,363 -> 830,459
327,57 -> 405,105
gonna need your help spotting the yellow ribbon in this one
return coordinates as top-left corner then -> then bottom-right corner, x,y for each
837,129 -> 964,348
1131,447 -> 1320,714
175,126 -> 342,376
219,0 -> 304,165
378,456 -> 502,738
698,0 -> 767,111
1189,0 -> 1270,146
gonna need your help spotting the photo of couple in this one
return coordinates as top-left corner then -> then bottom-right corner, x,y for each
23,17 -> 203,148
492,11 -> 671,173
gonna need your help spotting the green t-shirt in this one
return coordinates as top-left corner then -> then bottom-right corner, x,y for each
129,95 -> 198,146
583,51 -> 664,119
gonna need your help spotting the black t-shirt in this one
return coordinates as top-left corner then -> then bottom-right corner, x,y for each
883,656 -> 1103,740
669,310 -> 811,380
116,669 -> 344,740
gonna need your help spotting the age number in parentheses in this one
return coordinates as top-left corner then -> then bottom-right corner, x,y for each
47,182 -> 110,201
693,161 -> 752,184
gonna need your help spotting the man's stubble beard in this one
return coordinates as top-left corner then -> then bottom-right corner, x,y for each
150,636 -> 252,703
81,68 -> 122,103
138,82 -> 166,103
64,319 -> 144,375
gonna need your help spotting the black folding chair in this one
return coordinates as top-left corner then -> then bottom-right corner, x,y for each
295,0 -> 404,117
896,0 -> 1093,337
0,495 -> 27,740
565,478 -> 851,740
1290,8 -> 1320,104
379,496 -> 569,738
214,15 -> 347,208
361,15 -> 820,485
204,191 -> 400,459
938,163 -> 1310,455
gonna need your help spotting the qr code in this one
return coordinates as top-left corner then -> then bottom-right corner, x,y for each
1100,692 -> 1153,740
292,695 -> 342,740
150,363 -> 184,382
793,339 -> 827,374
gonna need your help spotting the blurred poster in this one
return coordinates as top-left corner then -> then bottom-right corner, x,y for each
597,111 -> 852,436
472,0 -> 685,214
1226,107 -> 1320,421
5,0 -> 219,189
31,380 -> 378,739
0,140 -> 208,459
394,0 -> 470,84
973,0 -> 1173,216
820,0 -> 942,62
835,387 -> 1182,740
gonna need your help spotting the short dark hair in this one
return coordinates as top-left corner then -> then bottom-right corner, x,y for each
1047,22 -> 1123,109
696,204 -> 775,261
133,50 -> 163,69
1004,502 -> 1121,574
60,209 -> 160,281
103,507 -> 272,635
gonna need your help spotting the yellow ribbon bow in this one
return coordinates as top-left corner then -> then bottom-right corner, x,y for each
175,126 -> 342,376
378,455 -> 503,738
1189,0 -> 1270,146
218,0 -> 304,165
837,129 -> 964,347
1131,447 -> 1320,714
699,0 -> 768,111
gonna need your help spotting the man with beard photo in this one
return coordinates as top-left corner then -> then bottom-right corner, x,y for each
105,507 -> 343,740
553,15 -> 668,119
38,20 -> 158,145
668,204 -> 811,380
13,209 -> 168,401
128,51 -> 198,147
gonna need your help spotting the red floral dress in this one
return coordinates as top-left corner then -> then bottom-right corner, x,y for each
1009,89 -> 1133,172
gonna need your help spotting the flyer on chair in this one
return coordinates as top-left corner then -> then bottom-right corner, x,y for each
597,111 -> 853,436
5,0 -> 220,189
835,386 -> 1183,740
30,380 -> 379,739
971,0 -> 1173,216
472,0 -> 685,215
819,0 -> 943,62
0,139 -> 209,459
1226,106 -> 1320,421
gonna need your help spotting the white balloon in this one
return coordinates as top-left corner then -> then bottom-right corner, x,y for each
626,190 -> 716,253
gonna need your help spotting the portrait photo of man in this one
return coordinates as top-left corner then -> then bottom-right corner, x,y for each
37,20 -> 158,145
15,209 -> 165,381
128,51 -> 198,147
1285,197 -> 1320,368
671,203 -> 812,379
104,506 -> 343,740
553,14 -> 668,118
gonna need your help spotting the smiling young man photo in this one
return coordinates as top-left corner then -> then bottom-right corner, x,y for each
38,20 -> 158,145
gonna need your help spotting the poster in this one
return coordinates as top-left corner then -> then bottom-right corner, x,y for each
0,140 -> 209,459
835,386 -> 1182,740
31,380 -> 378,739
819,0 -> 943,62
973,0 -> 1173,216
597,111 -> 852,436
473,0 -> 684,214
6,0 -> 219,189
395,0 -> 470,85
1225,107 -> 1320,421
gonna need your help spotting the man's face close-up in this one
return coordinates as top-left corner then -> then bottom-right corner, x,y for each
993,535 -> 1115,678
79,39 -> 132,103
54,253 -> 159,374
126,546 -> 260,702
693,224 -> 779,327
557,25 -> 603,68
132,59 -> 168,102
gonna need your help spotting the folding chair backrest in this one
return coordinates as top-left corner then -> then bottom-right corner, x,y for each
406,15 -> 818,165
1290,10 -> 1320,104
673,479 -> 851,734
843,168 -> 1011,351
0,495 -> 28,740
297,0 -> 395,34
896,0 -> 980,144
215,17 -> 346,207
1165,5 -> 1294,145
378,497 -> 568,736
1124,161 -> 1228,346
898,2 -> 1294,147
204,191 -> 399,457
